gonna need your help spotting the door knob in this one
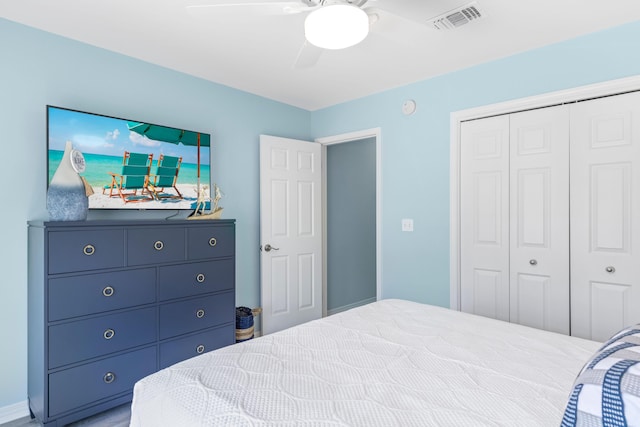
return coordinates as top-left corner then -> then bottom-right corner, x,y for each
263,244 -> 280,252
529,259 -> 537,266
605,266 -> 615,273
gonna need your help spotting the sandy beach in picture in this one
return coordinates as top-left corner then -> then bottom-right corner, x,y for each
89,184 -> 203,210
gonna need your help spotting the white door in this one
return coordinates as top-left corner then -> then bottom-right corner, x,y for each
570,91 -> 640,341
259,135 -> 322,335
460,115 -> 510,321
509,105 -> 570,334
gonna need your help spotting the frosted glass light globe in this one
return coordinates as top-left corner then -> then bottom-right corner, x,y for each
304,4 -> 369,50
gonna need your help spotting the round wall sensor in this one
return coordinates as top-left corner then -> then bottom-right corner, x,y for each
402,99 -> 417,115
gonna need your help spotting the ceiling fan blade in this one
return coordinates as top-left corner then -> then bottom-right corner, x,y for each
187,0 -> 311,16
293,41 -> 323,69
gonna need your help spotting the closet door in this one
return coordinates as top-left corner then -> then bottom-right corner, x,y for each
570,91 -> 640,341
460,115 -> 510,321
509,105 -> 570,334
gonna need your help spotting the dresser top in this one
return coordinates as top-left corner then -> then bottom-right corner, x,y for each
28,219 -> 236,227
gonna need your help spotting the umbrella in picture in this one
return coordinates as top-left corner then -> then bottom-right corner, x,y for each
127,121 -> 211,194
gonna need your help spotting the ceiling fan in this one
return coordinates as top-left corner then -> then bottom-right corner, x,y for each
186,0 -> 398,69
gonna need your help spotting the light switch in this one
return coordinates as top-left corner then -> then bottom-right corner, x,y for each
402,218 -> 414,232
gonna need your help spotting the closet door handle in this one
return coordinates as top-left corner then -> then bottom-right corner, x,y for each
529,259 -> 537,266
605,266 -> 615,273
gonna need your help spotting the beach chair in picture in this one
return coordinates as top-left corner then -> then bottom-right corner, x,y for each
103,151 -> 154,203
147,154 -> 183,200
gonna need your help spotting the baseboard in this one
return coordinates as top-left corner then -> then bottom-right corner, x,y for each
327,297 -> 377,317
0,400 -> 29,425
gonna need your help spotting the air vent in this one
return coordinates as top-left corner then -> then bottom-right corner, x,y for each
430,2 -> 483,30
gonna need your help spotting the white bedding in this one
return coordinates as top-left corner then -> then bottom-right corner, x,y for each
130,299 -> 600,426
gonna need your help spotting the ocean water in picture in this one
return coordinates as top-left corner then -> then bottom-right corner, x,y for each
48,150 -> 209,188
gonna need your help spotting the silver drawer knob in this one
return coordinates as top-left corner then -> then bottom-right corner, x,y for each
103,372 -> 115,384
103,329 -> 115,340
606,266 -> 616,273
196,273 -> 206,283
102,286 -> 114,297
209,237 -> 217,247
196,309 -> 205,319
83,244 -> 95,256
196,344 -> 205,354
529,259 -> 537,266
154,240 -> 164,251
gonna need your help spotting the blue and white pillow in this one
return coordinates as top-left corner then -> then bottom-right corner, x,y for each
561,325 -> 640,426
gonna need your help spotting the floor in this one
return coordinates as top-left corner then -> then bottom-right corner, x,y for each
1,404 -> 130,427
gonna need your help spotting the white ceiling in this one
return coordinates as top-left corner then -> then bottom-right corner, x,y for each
2,0 -> 640,110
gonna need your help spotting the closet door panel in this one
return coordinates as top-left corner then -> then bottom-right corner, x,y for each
591,282 -> 632,341
514,273 -> 550,330
460,115 -> 510,321
472,269 -> 503,319
570,91 -> 640,341
509,105 -> 570,334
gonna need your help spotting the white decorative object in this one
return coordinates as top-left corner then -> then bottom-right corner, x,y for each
187,183 -> 224,220
47,141 -> 88,221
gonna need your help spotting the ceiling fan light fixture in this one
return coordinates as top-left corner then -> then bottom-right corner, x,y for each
304,4 -> 369,50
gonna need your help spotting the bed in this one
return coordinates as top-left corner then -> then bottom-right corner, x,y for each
129,299 -> 640,426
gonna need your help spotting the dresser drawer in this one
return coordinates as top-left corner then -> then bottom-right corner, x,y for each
48,346 -> 156,417
48,307 -> 157,369
48,229 -> 125,274
127,227 -> 185,266
159,291 -> 234,340
159,325 -> 235,369
187,224 -> 235,260
158,259 -> 234,301
48,268 -> 156,321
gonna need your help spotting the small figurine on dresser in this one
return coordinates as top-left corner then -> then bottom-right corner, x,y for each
188,183 -> 224,220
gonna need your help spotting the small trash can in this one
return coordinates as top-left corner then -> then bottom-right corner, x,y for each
235,307 -> 255,342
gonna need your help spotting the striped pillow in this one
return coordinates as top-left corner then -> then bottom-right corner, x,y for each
561,325 -> 640,426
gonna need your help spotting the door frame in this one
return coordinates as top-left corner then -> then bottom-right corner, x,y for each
316,128 -> 382,316
450,75 -> 640,311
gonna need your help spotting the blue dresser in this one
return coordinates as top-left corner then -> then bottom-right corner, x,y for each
27,219 -> 236,426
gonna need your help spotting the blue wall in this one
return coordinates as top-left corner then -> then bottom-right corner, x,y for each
2,15 -> 640,415
0,18 -> 310,411
311,20 -> 640,306
327,137 -> 376,311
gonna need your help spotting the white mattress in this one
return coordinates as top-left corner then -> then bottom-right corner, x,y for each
130,299 -> 600,426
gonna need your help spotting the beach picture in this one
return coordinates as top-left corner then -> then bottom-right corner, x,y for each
47,106 -> 211,210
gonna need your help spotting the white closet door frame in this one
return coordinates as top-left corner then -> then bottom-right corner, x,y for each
450,75 -> 640,310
